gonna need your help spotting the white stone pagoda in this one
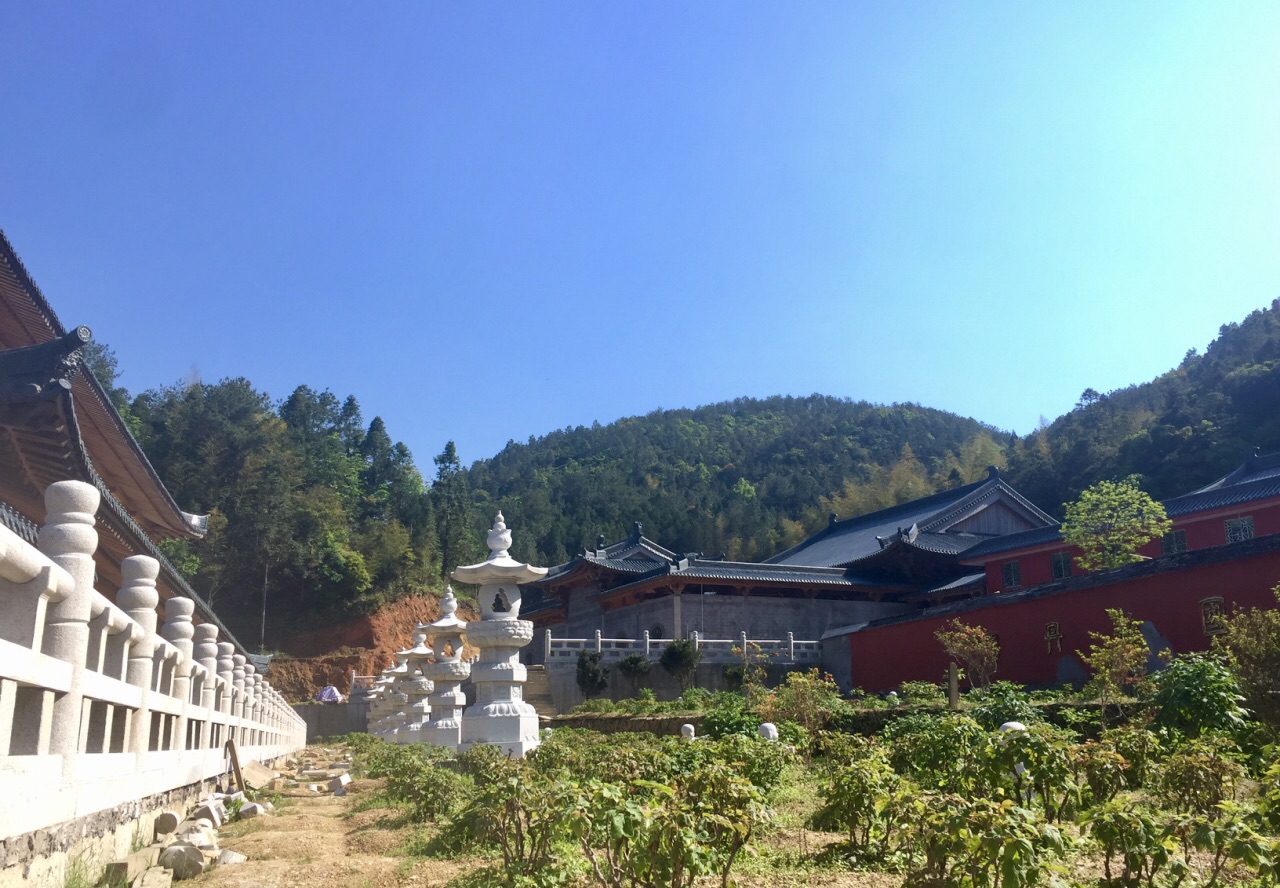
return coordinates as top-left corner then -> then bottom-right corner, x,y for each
453,512 -> 547,757
419,587 -> 469,750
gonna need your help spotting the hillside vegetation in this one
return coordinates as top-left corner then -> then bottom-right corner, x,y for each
92,298 -> 1280,650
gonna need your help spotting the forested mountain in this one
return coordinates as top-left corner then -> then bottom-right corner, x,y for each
90,297 -> 1280,649
1004,298 -> 1280,513
464,397 -> 1004,564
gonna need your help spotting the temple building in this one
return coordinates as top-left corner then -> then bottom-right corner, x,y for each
523,468 -> 1057,644
526,443 -> 1280,691
0,229 -> 252,658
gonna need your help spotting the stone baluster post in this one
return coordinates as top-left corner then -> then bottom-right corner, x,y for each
38,480 -> 100,775
193,624 -> 218,748
787,631 -> 794,661
244,667 -> 259,746
643,630 -> 650,658
543,629 -> 551,661
232,655 -> 247,721
217,641 -> 235,743
118,556 -> 160,756
162,598 -> 195,750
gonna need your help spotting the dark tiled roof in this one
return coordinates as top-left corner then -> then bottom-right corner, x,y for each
767,472 -> 1054,568
537,526 -> 682,583
1164,451 -> 1280,517
830,531 -> 1280,637
597,557 -> 890,600
921,572 -> 987,595
962,451 -> 1280,561
962,525 -> 1065,559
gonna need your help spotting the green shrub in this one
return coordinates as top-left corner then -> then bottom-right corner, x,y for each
900,793 -> 1065,888
1100,725 -> 1164,788
811,740 -> 906,863
1151,652 -> 1249,738
883,713 -> 990,794
660,639 -> 702,691
900,680 -> 946,705
1082,801 -> 1187,887
1155,737 -> 1245,816
702,699 -> 757,739
1068,740 -> 1127,810
968,681 -> 1039,731
576,650 -> 611,699
569,761 -> 769,888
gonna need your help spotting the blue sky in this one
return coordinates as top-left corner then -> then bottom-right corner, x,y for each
3,3 -> 1279,467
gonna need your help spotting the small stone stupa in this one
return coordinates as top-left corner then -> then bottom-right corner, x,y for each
399,624 -> 434,743
419,587 -> 469,750
453,512 -> 547,757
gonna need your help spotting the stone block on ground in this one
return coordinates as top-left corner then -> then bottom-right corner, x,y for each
217,850 -> 248,866
328,772 -> 352,792
132,866 -> 173,888
241,760 -> 279,790
189,802 -> 224,827
153,812 -> 179,838
103,846 -> 162,884
238,802 -> 267,818
158,844 -> 206,880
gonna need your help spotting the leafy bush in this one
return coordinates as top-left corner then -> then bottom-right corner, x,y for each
1068,740 -> 1127,809
701,697 -> 757,739
660,638 -> 702,691
756,668 -> 845,736
1082,801 -> 1187,887
900,680 -> 946,705
969,681 -> 1039,730
812,740 -> 907,863
448,758 -> 579,886
1214,585 -> 1280,727
1100,725 -> 1164,788
1154,737 -> 1245,816
883,713 -> 990,794
1152,652 -> 1249,738
369,742 -> 470,822
900,794 -> 1065,888
576,650 -> 611,699
1078,608 -> 1149,725
935,619 -> 1000,690
569,761 -> 769,888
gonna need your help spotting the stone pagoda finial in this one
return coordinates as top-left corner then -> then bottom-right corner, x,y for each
487,512 -> 512,559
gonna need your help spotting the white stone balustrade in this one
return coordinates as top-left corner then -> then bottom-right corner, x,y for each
0,480 -> 307,841
543,629 -> 820,665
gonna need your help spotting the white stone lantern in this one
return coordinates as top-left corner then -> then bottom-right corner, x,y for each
399,624 -> 434,743
419,587 -> 469,750
453,512 -> 547,757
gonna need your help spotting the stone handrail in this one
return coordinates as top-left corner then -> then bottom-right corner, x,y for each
542,629 -> 820,664
0,480 -> 307,840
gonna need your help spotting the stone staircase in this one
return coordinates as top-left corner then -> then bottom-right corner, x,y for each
523,664 -> 557,718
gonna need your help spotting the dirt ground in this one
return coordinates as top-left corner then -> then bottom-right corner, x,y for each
192,772 -> 903,888
194,778 -> 480,888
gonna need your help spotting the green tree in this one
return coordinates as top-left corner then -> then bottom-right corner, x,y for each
576,650 -> 611,699
1060,476 -> 1172,571
1078,608 -> 1149,725
432,440 -> 475,578
934,619 -> 1000,690
660,638 -> 702,692
1213,584 -> 1280,727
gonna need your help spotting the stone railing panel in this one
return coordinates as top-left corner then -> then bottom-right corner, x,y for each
0,479 -> 308,842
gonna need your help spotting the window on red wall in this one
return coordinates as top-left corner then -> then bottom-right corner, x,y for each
1162,529 -> 1187,556
1225,516 -> 1254,543
1050,552 -> 1072,580
1001,561 -> 1021,589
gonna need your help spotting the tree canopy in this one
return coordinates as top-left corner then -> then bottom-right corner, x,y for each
1060,476 -> 1172,571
